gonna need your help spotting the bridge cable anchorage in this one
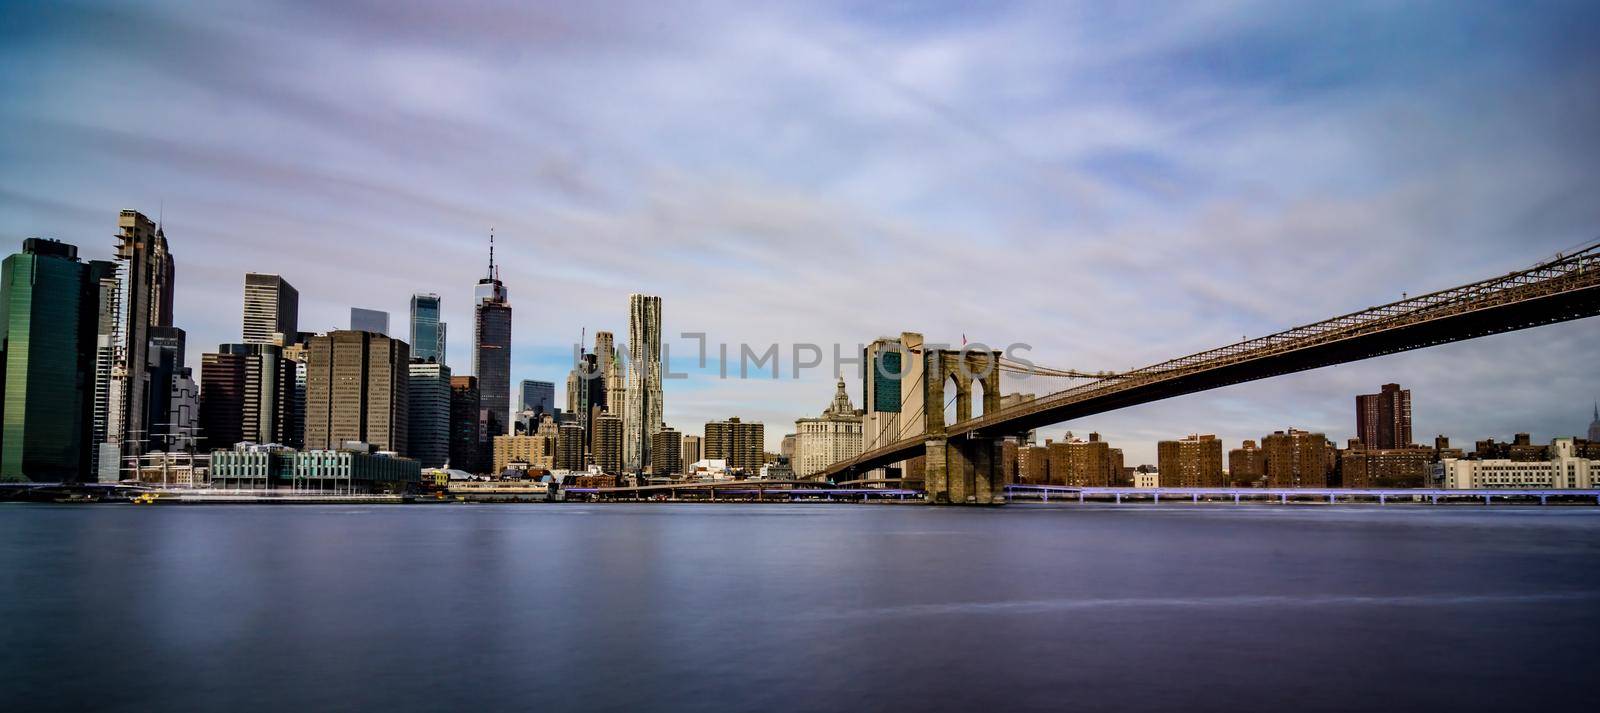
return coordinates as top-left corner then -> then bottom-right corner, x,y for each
829,239 -> 1600,479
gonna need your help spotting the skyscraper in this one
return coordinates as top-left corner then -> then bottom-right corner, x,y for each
705,417 -> 763,473
449,375 -> 482,472
199,350 -> 247,450
520,379 -> 555,416
1588,403 -> 1600,442
409,293 -> 446,364
242,273 -> 298,345
862,332 -> 926,479
350,307 -> 390,335
407,361 -> 452,467
200,342 -> 297,449
303,330 -> 410,453
1,239 -> 116,482
593,330 -> 625,416
1356,383 -> 1412,450
101,209 -> 177,478
681,434 -> 702,472
624,294 -> 663,469
474,232 -> 512,448
651,426 -> 681,477
593,413 -> 623,474
145,325 -> 189,452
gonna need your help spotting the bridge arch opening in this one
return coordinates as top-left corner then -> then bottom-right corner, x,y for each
943,372 -> 961,428
972,373 -> 989,419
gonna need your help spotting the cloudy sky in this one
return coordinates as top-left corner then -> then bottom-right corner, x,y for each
3,0 -> 1598,462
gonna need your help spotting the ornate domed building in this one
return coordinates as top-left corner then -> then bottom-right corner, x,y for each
793,378 -> 865,479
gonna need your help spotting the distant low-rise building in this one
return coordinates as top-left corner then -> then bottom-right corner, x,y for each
1340,442 -> 1432,488
1438,437 -> 1597,489
290,447 -> 420,493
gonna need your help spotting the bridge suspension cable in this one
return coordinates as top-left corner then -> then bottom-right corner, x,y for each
826,238 -> 1600,479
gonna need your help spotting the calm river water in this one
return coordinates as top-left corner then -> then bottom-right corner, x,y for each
3,503 -> 1598,712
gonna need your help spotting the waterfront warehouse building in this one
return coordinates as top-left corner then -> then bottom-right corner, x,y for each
290,447 -> 421,493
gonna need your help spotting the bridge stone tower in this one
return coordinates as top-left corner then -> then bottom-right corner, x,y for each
923,347 -> 1005,505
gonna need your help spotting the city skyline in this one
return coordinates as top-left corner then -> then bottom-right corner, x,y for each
2,1 -> 1598,461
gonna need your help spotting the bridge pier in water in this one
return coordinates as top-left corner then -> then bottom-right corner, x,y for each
922,347 -> 1006,505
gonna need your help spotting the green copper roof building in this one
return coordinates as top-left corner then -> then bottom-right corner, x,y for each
1,239 -> 114,482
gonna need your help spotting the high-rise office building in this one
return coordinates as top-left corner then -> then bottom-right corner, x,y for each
1157,434 -> 1225,488
474,233 -> 512,447
242,273 -> 298,345
555,423 -> 586,471
409,293 -> 446,364
623,294 -> 663,469
705,417 -> 763,473
520,379 -> 556,417
593,413 -> 623,474
200,342 -> 297,449
145,325 -> 189,452
350,307 -> 390,335
862,332 -> 925,479
681,434 -> 702,472
303,330 -> 410,453
1262,428 -> 1334,488
593,330 -> 625,416
199,351 -> 247,450
566,349 -> 605,455
449,375 -> 482,472
100,209 -> 177,478
651,426 -> 682,477
1356,383 -> 1412,450
1587,403 -> 1599,442
1,239 -> 116,482
407,361 -> 452,467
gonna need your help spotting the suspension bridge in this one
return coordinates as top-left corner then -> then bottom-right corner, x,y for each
822,242 -> 1600,504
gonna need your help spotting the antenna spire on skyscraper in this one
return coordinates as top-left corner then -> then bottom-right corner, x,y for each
487,227 -> 496,280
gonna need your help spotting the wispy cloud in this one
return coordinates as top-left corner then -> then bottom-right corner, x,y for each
1,0 -> 1596,461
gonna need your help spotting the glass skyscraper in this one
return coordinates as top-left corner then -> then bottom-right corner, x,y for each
350,307 -> 390,335
1,239 -> 115,482
410,293 -> 445,364
520,379 -> 555,416
474,233 -> 512,444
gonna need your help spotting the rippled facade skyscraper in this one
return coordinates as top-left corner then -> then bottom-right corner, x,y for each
623,293 -> 663,470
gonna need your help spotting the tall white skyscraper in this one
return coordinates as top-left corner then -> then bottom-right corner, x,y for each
624,294 -> 663,470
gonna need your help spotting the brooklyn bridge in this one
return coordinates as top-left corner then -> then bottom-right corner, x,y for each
822,242 -> 1600,504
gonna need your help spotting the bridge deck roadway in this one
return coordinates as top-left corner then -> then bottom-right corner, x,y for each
826,245 -> 1600,479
